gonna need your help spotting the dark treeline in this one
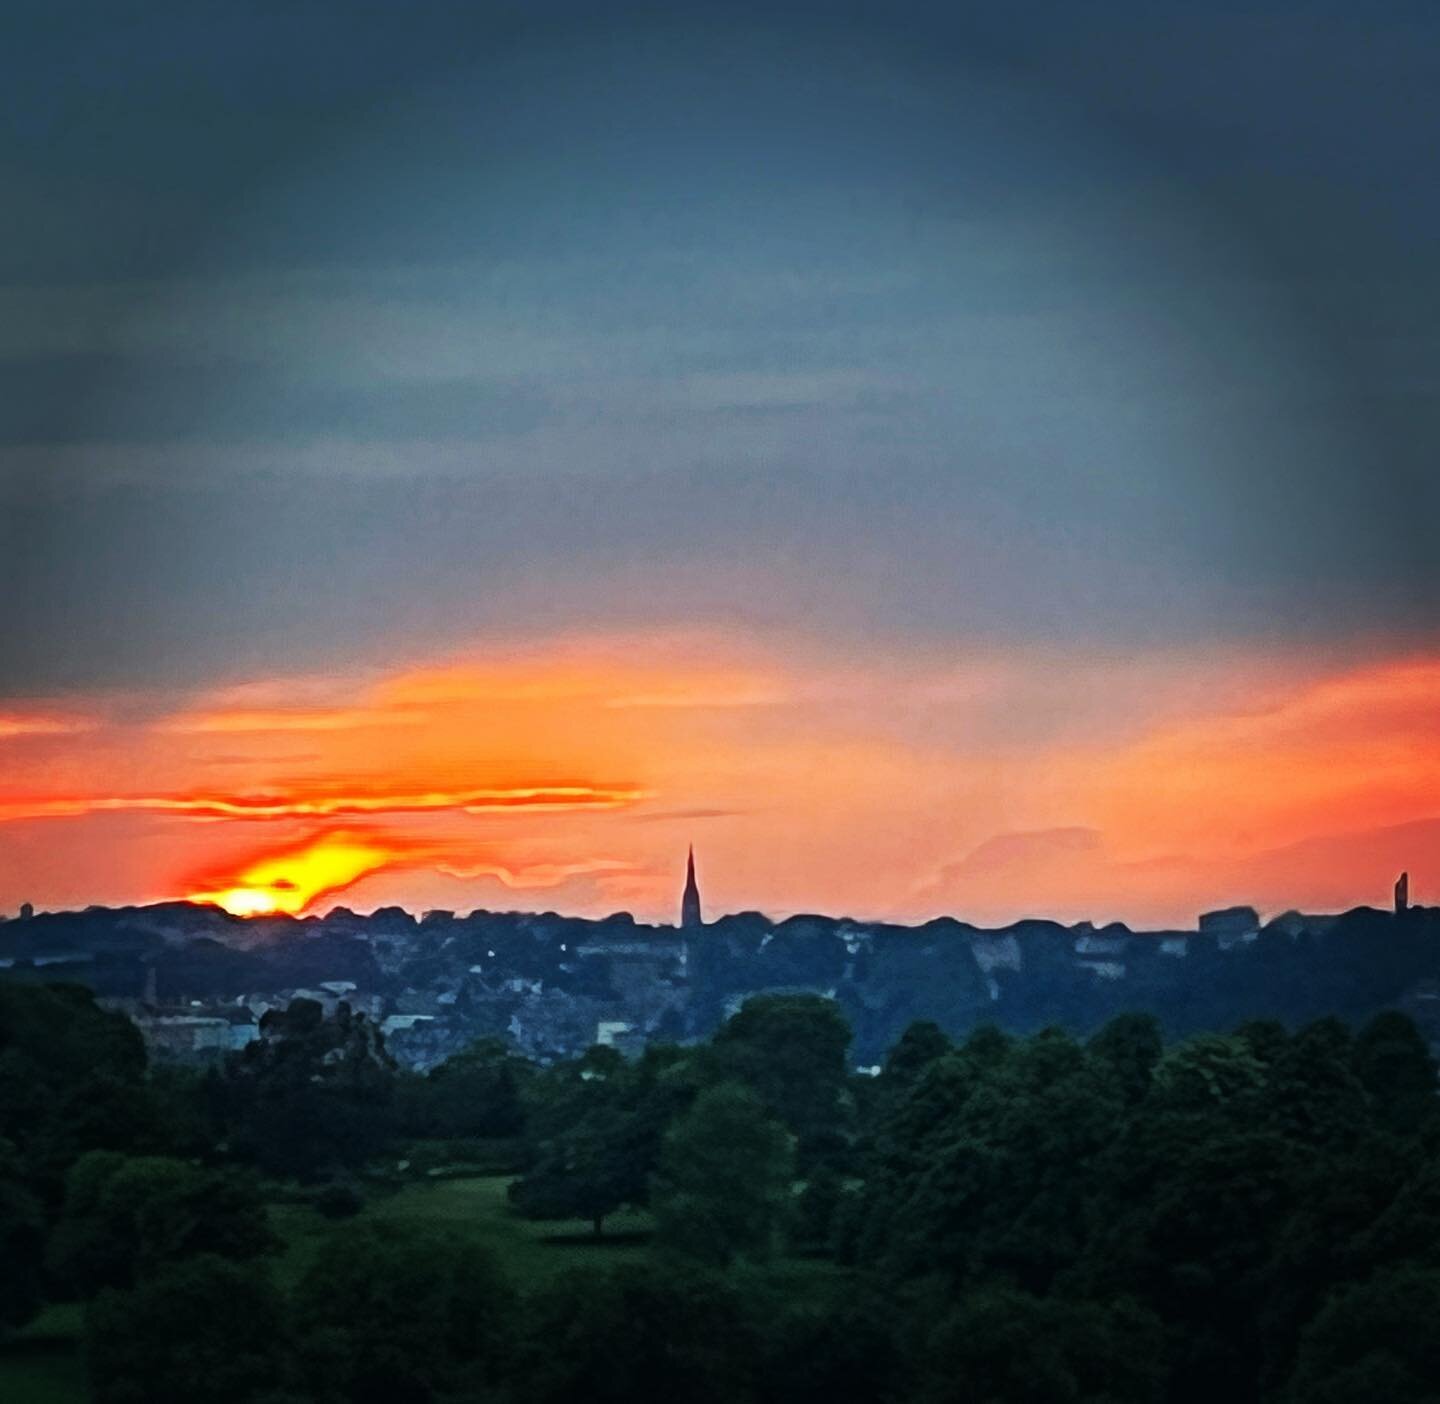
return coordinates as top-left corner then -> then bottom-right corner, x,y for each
5,982 -> 1440,1402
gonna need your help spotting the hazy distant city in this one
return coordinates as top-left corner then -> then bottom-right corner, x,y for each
2,855 -> 1432,1070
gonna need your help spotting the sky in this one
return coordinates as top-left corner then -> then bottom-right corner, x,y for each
2,0 -> 1438,927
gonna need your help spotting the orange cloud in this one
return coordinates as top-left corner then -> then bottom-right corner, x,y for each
434,857 -> 639,889
158,707 -> 429,734
1067,655 -> 1440,860
0,782 -> 649,824
5,634 -> 1440,927
0,712 -> 96,739
185,830 -> 427,916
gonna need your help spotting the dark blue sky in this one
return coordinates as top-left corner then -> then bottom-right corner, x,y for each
3,0 -> 1438,693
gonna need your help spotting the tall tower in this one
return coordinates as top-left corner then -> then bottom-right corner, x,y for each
1396,871 -> 1410,914
680,845 -> 703,929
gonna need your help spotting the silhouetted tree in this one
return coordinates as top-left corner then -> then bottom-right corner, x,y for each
292,1220 -> 513,1404
653,1083 -> 795,1267
86,1255 -> 291,1404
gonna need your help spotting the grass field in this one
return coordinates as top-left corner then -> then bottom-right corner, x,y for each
0,1175 -> 655,1404
270,1173 -> 657,1291
0,1306 -> 86,1404
0,1173 -> 847,1403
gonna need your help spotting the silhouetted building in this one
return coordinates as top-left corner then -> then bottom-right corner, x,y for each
680,846 -> 703,929
18,902 -> 33,921
1397,871 -> 1410,914
1199,906 -> 1260,948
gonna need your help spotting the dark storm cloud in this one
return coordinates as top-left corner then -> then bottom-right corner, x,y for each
3,0 -> 1439,695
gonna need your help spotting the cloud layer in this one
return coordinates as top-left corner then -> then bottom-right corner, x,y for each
2,632 -> 1436,925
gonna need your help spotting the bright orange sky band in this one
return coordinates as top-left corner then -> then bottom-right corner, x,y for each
1,630 -> 1436,927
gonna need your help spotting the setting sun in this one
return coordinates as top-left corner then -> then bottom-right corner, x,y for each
185,831 -> 409,917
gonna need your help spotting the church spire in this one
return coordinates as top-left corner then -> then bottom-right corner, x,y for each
680,844 -> 703,929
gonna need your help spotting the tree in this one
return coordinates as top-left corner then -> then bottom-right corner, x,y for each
86,1255 -> 291,1404
0,983 -> 160,1202
292,1220 -> 513,1404
708,996 -> 853,1161
509,1098 -> 649,1238
759,1303 -> 906,1404
1081,1131 -> 1308,1404
0,1141 -> 44,1333
652,1083 -> 795,1267
516,1261 -> 761,1404
793,1163 -> 846,1255
1088,1013 -> 1163,1105
1260,1017 -> 1371,1150
406,1037 -> 530,1140
512,1041 -> 698,1236
1285,1267 -> 1440,1404
1149,1034 -> 1266,1117
1352,1011 -> 1438,1134
221,998 -> 399,1180
856,1029 -> 1123,1289
47,1151 -> 277,1298
883,1020 -> 952,1084
914,1286 -> 1165,1404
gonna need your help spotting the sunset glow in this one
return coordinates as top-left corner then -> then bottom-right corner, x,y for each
1,635 -> 1438,926
185,831 -> 417,917
5,0 -> 1437,941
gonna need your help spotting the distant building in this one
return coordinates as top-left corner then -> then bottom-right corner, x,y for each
595,1019 -> 646,1057
680,846 -> 703,929
135,1014 -> 235,1059
1199,906 -> 1260,949
1074,932 -> 1129,981
1397,871 -> 1410,914
18,902 -> 33,921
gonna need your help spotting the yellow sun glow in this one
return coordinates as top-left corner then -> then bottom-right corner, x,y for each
186,831 -> 405,917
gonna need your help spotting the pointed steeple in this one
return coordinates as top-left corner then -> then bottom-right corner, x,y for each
680,844 -> 703,929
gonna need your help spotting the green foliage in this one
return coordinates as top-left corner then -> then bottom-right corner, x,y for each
914,1285 -> 1166,1404
881,1020 -> 953,1086
291,1219 -> 514,1404
0,1143 -> 45,1333
1150,1033 -> 1266,1115
1259,1018 -> 1370,1149
220,998 -> 400,1180
400,1037 -> 531,1140
47,1151 -> 277,1298
1088,1012 -> 1164,1105
845,1008 -> 1440,1403
516,1261 -> 761,1404
757,1294 -> 907,1404
1285,1268 -> 1440,1404
508,1098 -> 649,1236
0,984 -> 167,1204
0,985 -> 145,1104
792,1164 -> 845,1255
652,1082 -> 796,1267
856,1028 -> 1125,1288
1083,1129 -> 1309,1397
16,981 -> 1440,1404
312,1180 -> 365,1219
511,1040 -> 698,1235
1352,1010 -> 1438,1134
85,1256 -> 291,1404
709,995 -> 854,1162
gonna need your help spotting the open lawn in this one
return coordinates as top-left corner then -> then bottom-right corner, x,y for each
0,1306 -> 86,1404
0,1174 -> 656,1404
0,1173 -> 846,1403
271,1173 -> 657,1291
